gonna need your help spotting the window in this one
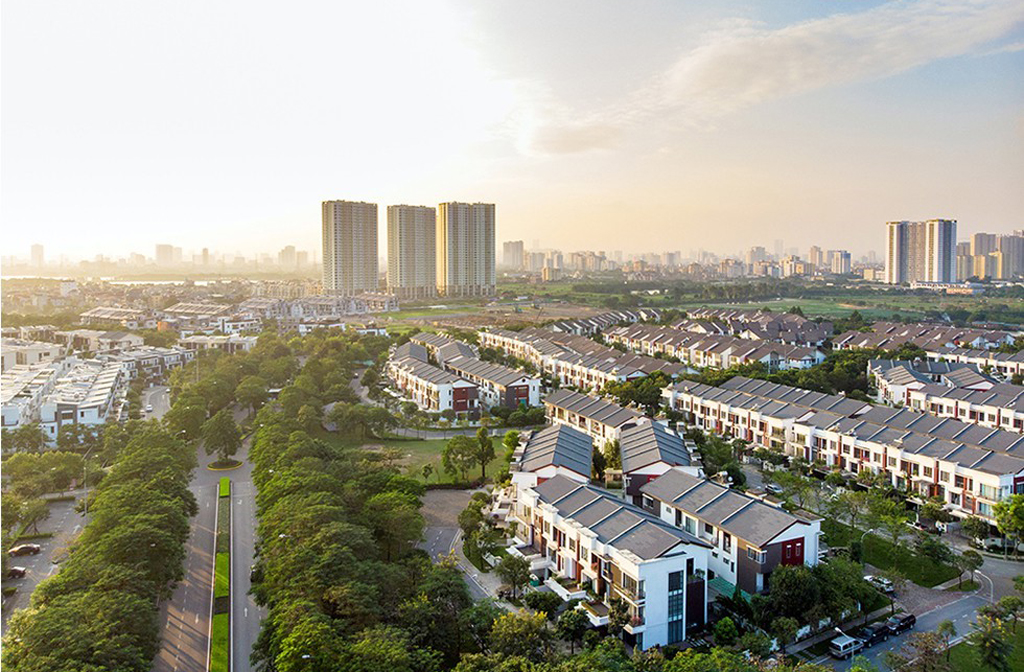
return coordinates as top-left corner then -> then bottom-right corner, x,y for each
685,516 -> 696,535
747,547 -> 766,564
888,457 -> 897,467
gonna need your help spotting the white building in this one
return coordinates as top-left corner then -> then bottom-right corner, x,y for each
436,202 -> 495,297
387,205 -> 437,299
544,389 -> 643,446
1,339 -> 62,372
386,347 -> 479,415
37,358 -> 126,441
322,200 -> 379,296
885,219 -> 957,284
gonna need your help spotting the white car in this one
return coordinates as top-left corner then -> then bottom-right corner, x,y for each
145,404 -> 154,412
865,574 -> 895,594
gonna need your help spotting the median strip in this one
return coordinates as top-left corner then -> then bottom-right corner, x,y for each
210,477 -> 231,672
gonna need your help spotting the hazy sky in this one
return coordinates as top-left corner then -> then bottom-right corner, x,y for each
3,0 -> 1023,261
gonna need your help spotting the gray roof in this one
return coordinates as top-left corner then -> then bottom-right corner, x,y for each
641,469 -> 808,548
393,342 -> 428,362
544,389 -> 642,428
390,357 -> 466,385
531,475 -> 709,560
518,425 -> 593,477
445,355 -> 533,387
619,422 -> 691,472
436,341 -> 477,364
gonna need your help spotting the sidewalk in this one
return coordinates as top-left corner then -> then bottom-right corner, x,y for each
788,606 -> 893,657
450,529 -> 516,610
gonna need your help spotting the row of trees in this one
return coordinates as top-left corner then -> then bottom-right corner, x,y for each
3,422 -> 198,672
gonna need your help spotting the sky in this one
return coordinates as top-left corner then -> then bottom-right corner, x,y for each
2,0 -> 1023,261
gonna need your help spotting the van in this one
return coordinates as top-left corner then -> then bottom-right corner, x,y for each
829,633 -> 864,659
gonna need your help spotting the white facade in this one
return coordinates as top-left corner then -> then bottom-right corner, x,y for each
322,200 -> 379,295
436,202 -> 495,297
886,219 -> 957,284
387,205 -> 437,299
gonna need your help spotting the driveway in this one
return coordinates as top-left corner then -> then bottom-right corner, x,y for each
143,385 -> 171,420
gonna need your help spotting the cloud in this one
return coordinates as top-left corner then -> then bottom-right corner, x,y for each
522,0 -> 1024,154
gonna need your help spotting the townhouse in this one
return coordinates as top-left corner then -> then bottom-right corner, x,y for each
410,332 -> 474,362
544,389 -> 643,446
833,321 -> 1019,353
442,355 -> 540,409
868,358 -> 994,406
386,349 -> 478,415
640,469 -> 821,595
546,309 -> 661,336
54,329 -> 144,353
178,334 -> 258,354
1,338 -> 62,372
605,324 -> 825,372
510,475 -> 711,650
905,383 -> 1024,434
683,308 -> 832,346
930,348 -> 1024,380
1,360 -> 71,431
38,358 -> 127,441
79,306 -> 157,330
103,346 -> 195,380
510,424 -> 594,493
665,376 -> 1024,522
619,422 -> 698,502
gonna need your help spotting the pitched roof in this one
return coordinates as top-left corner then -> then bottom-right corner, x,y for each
619,421 -> 691,472
544,389 -> 642,428
517,424 -> 593,477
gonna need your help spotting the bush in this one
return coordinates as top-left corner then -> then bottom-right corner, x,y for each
209,612 -> 230,672
214,552 -> 230,599
714,616 -> 738,646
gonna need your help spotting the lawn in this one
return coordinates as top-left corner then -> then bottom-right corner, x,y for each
948,618 -> 1024,671
218,477 -> 231,498
821,519 -> 959,587
209,612 -> 230,672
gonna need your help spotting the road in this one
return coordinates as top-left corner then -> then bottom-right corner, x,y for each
152,447 -> 220,672
144,385 -> 171,420
154,405 -> 264,672
825,594 -> 988,671
1,496 -> 87,629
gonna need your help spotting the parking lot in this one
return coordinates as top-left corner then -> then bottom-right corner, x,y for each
1,496 -> 87,628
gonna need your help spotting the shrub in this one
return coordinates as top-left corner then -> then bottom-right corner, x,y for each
523,590 -> 564,619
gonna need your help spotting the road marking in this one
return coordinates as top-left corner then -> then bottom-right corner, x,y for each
195,614 -> 199,623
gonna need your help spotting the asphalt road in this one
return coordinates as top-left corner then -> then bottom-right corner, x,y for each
144,385 -> 171,420
1,497 -> 87,629
825,593 -> 988,671
230,438 -> 263,672
152,447 -> 220,672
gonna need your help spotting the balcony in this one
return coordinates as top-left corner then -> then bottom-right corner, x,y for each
624,614 -> 646,634
545,576 -> 588,602
580,600 -> 610,627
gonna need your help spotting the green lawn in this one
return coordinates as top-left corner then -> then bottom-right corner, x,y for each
218,477 -> 231,498
821,519 -> 959,587
214,552 -> 230,599
948,618 -> 1024,671
209,612 -> 230,672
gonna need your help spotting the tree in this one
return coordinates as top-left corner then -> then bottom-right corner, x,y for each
956,550 -> 984,588
936,619 -> 957,662
968,615 -> 1012,672
201,409 -> 241,463
880,569 -> 908,615
607,597 -> 630,638
962,516 -> 991,543
523,590 -> 562,619
714,616 -> 738,646
879,511 -> 910,568
2,492 -> 25,534
364,491 -> 424,562
494,554 -> 530,599
441,435 -> 477,483
993,494 -> 1024,558
235,375 -> 268,416
736,631 -> 772,658
421,463 -> 433,483
603,439 -> 621,471
771,616 -> 799,654
556,608 -> 590,654
460,600 -> 503,653
489,611 -> 553,662
10,423 -> 46,452
21,498 -> 50,533
996,595 -> 1023,633
883,631 -> 952,672
164,397 -> 207,441
473,428 -> 495,480
502,430 -> 520,460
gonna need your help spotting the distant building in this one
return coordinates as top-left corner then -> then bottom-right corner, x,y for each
155,244 -> 175,267
278,245 -> 297,268
830,250 -> 851,275
503,240 -> 525,269
30,244 -> 44,269
322,200 -> 379,296
387,205 -> 437,300
436,202 -> 495,297
885,219 -> 956,284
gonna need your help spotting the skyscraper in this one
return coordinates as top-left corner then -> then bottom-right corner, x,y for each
884,219 -> 956,284
387,205 -> 436,299
30,244 -> 44,268
322,200 -> 379,295
436,202 -> 495,297
278,245 -> 297,268
155,244 -> 174,266
502,240 -> 525,269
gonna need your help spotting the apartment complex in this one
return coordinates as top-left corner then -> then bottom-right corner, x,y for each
322,200 -> 379,295
664,377 -> 1024,522
502,240 -> 525,269
640,469 -> 821,595
510,475 -> 712,650
884,219 -> 957,284
38,359 -> 126,441
436,202 -> 496,297
957,231 -> 1024,281
387,205 -> 437,299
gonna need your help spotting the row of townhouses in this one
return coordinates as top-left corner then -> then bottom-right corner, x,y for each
929,348 -> 1024,380
546,309 -> 662,336
681,308 -> 833,346
605,324 -> 826,371
834,321 -> 1019,352
868,358 -> 996,405
387,344 -> 479,414
478,327 -> 686,391
664,376 -> 1024,522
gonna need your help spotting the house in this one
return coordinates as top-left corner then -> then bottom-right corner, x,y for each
620,421 -> 698,502
386,356 -> 478,414
641,469 -> 821,595
510,474 -> 711,650
443,355 -> 540,409
544,389 -> 643,446
510,424 -> 593,494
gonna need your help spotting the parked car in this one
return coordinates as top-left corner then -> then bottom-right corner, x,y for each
885,613 -> 916,635
765,483 -> 784,495
6,567 -> 27,579
856,623 -> 889,647
829,632 -> 865,659
146,404 -> 154,412
8,543 -> 41,557
865,574 -> 895,595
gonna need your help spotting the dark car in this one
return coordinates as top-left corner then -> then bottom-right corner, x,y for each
6,567 -> 27,579
885,613 -> 916,635
857,623 -> 889,647
8,543 -> 42,557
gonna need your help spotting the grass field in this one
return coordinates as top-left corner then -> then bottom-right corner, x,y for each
948,618 -> 1024,670
214,552 -> 230,599
218,477 -> 231,498
821,519 -> 959,587
209,612 -> 230,672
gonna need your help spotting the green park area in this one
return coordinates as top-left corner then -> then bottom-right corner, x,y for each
821,519 -> 959,587
949,620 -> 1024,670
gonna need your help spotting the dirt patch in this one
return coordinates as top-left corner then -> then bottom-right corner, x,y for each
420,489 -> 475,528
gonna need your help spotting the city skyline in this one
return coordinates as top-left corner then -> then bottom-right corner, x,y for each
4,1 -> 1022,259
